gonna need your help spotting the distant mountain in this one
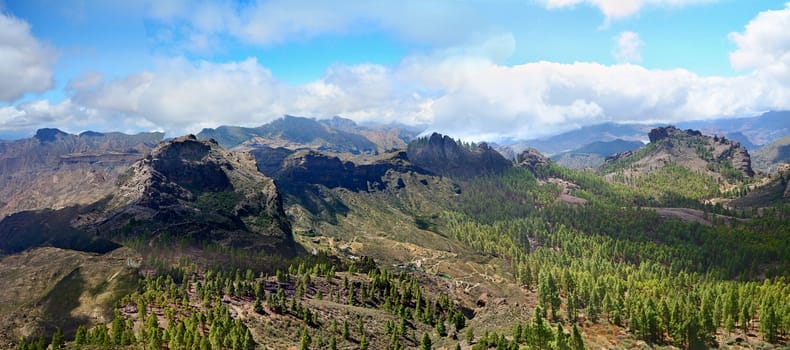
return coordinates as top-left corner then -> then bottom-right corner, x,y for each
197,115 -> 420,154
496,110 -> 789,158
751,135 -> 790,173
408,132 -> 512,178
499,122 -> 653,157
677,110 -> 790,148
551,139 -> 644,169
601,126 -> 755,181
0,128 -> 163,218
321,116 -> 424,152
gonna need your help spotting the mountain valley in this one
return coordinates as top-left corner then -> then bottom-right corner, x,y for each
0,118 -> 789,350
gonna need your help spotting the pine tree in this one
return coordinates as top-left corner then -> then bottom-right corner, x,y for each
421,332 -> 432,350
299,328 -> 311,350
556,324 -> 569,350
759,299 -> 779,343
254,298 -> 264,314
570,324 -> 584,350
342,320 -> 350,340
74,325 -> 88,345
360,333 -> 369,350
50,328 -> 64,349
436,321 -> 447,337
466,327 -> 474,344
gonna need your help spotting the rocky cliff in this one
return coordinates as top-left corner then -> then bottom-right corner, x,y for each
251,146 -> 428,192
407,133 -> 512,178
0,129 -> 163,218
96,135 -> 294,252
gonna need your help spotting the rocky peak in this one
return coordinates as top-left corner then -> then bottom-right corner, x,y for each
408,132 -> 512,178
104,136 -> 293,251
648,126 -> 702,143
605,126 -> 755,180
34,128 -> 68,143
517,148 -> 550,173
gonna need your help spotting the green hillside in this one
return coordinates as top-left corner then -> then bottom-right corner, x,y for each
4,130 -> 789,350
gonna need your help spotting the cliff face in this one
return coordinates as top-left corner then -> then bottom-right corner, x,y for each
251,146 -> 428,192
101,135 -> 294,252
407,133 -> 512,178
0,129 -> 163,218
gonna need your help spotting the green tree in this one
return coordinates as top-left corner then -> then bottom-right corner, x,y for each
74,325 -> 88,345
50,328 -> 64,349
570,324 -> 584,350
556,324 -> 570,350
421,332 -> 433,350
360,333 -> 369,350
759,299 -> 779,343
299,328 -> 311,350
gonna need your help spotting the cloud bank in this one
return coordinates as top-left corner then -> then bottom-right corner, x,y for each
2,2 -> 790,142
0,13 -> 57,102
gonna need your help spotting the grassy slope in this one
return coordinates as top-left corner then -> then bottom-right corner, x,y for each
0,247 -> 139,344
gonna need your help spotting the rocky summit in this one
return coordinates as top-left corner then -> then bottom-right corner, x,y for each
94,135 -> 294,252
603,126 -> 755,180
516,147 -> 550,173
407,132 -> 512,178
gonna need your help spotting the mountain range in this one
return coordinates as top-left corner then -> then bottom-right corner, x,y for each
0,114 -> 788,349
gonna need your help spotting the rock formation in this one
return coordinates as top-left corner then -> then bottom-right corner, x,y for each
99,135 -> 294,252
517,148 -> 550,173
407,133 -> 512,178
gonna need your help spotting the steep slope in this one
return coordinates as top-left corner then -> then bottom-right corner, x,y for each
751,135 -> 790,173
730,164 -> 790,208
551,139 -> 644,169
602,126 -> 755,181
408,132 -> 512,178
95,135 -> 295,252
0,247 -> 139,346
0,128 -> 163,218
0,135 -> 295,255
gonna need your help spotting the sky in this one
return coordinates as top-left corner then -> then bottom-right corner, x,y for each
0,0 -> 789,141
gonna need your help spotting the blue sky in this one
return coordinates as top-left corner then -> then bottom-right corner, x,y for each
1,0 -> 789,140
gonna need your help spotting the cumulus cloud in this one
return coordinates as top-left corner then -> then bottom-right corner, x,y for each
144,0 -> 483,49
541,0 -> 715,20
728,2 -> 790,79
0,13 -> 57,102
613,31 -> 644,63
0,99 -> 153,134
47,46 -> 790,141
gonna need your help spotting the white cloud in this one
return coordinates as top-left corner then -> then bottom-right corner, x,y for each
144,0 -> 484,48
728,2 -> 790,76
0,13 -> 57,102
541,0 -> 715,20
50,46 -> 790,142
613,31 -> 644,63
